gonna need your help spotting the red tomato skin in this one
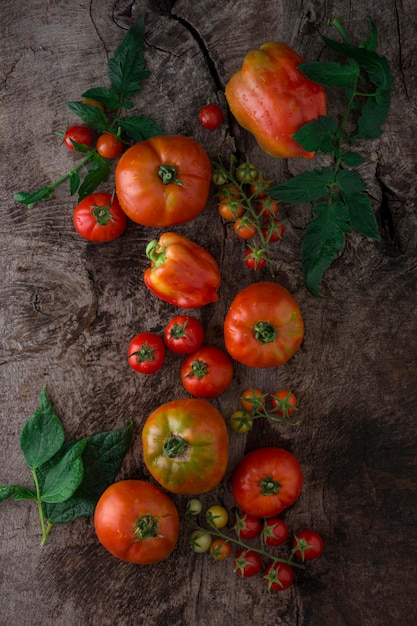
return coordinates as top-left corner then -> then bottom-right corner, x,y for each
94,480 -> 180,564
233,512 -> 262,540
262,517 -> 289,546
181,346 -> 233,398
264,562 -> 294,591
293,530 -> 324,561
127,332 -> 166,374
96,132 -> 123,159
64,125 -> 93,151
199,104 -> 224,130
223,281 -> 304,368
163,315 -> 204,355
231,447 -> 303,518
115,135 -> 211,227
233,549 -> 262,577
73,192 -> 127,242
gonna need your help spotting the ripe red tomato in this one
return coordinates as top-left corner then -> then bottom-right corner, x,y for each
127,332 -> 166,374
271,390 -> 297,417
243,248 -> 267,270
64,124 -> 93,151
218,199 -> 244,220
115,135 -> 211,226
209,539 -> 232,560
231,447 -> 303,518
96,132 -> 123,159
142,398 -> 229,495
163,315 -> 204,355
73,192 -> 127,243
257,196 -> 279,216
262,517 -> 289,546
240,388 -> 266,413
233,219 -> 257,239
261,219 -> 285,242
233,511 -> 262,540
293,530 -> 324,561
198,103 -> 224,130
233,549 -> 262,578
264,562 -> 294,591
94,480 -> 180,564
223,281 -> 304,368
181,346 -> 233,398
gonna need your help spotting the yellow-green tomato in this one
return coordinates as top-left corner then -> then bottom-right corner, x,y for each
230,410 -> 253,433
186,498 -> 203,516
189,530 -> 212,553
206,505 -> 229,529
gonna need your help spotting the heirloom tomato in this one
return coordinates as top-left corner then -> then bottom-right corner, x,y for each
223,281 -> 304,368
127,332 -> 166,374
141,398 -> 228,495
164,315 -> 204,355
73,192 -> 127,242
94,480 -> 180,565
231,447 -> 303,518
293,530 -> 324,561
115,135 -> 211,226
181,346 -> 233,398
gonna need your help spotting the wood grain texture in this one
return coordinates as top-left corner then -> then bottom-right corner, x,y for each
1,1 -> 416,624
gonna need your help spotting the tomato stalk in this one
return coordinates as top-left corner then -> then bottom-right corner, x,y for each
134,514 -> 160,541
253,321 -> 277,344
260,476 -> 282,495
158,164 -> 184,187
163,435 -> 189,459
31,468 -> 53,546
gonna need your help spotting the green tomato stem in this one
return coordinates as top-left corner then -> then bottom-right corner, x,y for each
32,468 -> 50,546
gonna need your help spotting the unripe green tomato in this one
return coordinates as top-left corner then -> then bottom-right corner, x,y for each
189,530 -> 212,553
186,498 -> 203,516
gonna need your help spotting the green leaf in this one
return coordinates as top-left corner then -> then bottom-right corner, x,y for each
20,387 -> 65,470
119,116 -> 163,141
42,496 -> 96,525
341,151 -> 365,167
78,153 -> 111,200
81,87 -> 120,111
336,168 -> 366,195
293,116 -> 338,154
41,439 -> 87,503
356,89 -> 391,138
66,101 -> 109,132
108,15 -> 150,101
267,168 -> 334,204
342,190 -> 380,240
13,186 -> 54,208
299,61 -> 359,89
69,171 -> 80,195
361,18 -> 378,52
0,485 -> 36,502
301,200 -> 351,296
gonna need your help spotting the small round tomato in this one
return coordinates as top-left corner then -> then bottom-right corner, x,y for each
233,219 -> 257,239
186,498 -> 203,516
73,192 -> 127,243
209,539 -> 232,560
127,332 -> 166,374
271,390 -> 297,417
230,410 -> 253,433
244,248 -> 267,270
293,530 -> 324,561
64,124 -> 93,152
240,388 -> 267,413
231,447 -> 303,518
217,184 -> 240,202
257,197 -> 279,216
264,562 -> 294,591
96,132 -> 123,159
235,161 -> 259,184
233,511 -> 261,540
189,530 -> 212,553
262,518 -> 289,546
94,480 -> 180,564
199,103 -> 223,130
142,398 -> 229,495
218,199 -> 244,221
164,315 -> 204,354
181,346 -> 233,398
261,219 -> 285,242
249,177 -> 273,199
206,505 -> 228,529
234,549 -> 262,578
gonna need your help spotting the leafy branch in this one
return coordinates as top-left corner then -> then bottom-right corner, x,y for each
0,387 -> 133,545
14,15 -> 163,209
267,18 -> 393,296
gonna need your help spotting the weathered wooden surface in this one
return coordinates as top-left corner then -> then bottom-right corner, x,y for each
1,1 -> 416,624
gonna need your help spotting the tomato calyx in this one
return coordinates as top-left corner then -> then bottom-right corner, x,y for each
185,358 -> 208,381
90,201 -> 115,226
162,434 -> 190,460
169,320 -> 189,340
260,475 -> 282,496
158,164 -> 184,187
253,321 -> 278,344
134,514 -> 161,541
128,343 -> 155,363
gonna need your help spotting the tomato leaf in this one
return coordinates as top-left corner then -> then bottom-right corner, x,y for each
299,60 -> 359,89
81,87 -> 120,111
41,439 -> 87,503
108,15 -> 150,103
356,89 -> 392,139
341,150 -> 365,167
293,117 -> 338,154
0,485 -> 36,502
69,171 -> 80,195
19,387 -> 65,470
342,190 -> 380,240
78,153 -> 111,200
66,101 -> 108,132
267,168 -> 334,204
119,115 -> 163,141
13,186 -> 55,208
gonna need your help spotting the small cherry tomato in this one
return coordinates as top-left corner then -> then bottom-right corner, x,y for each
240,388 -> 267,413
218,199 -> 244,221
262,518 -> 289,546
189,530 -> 212,553
186,498 -> 203,516
235,161 -> 259,184
233,512 -> 261,540
217,184 -> 240,202
96,132 -> 123,159
73,192 -> 127,243
230,410 -> 253,433
249,177 -> 273,198
164,315 -> 204,355
233,549 -> 262,578
209,538 -> 232,560
264,562 -> 294,591
292,530 -> 324,561
234,219 -> 257,239
244,248 -> 267,270
127,332 -> 166,374
271,390 -> 297,417
199,103 -> 224,130
261,219 -> 285,242
257,196 -> 279,216
181,346 -> 233,398
211,169 -> 228,186
64,124 -> 93,152
206,505 -> 229,529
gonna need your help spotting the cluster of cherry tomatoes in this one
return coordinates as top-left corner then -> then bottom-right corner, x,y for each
187,500 -> 323,591
127,315 -> 234,399
230,387 -> 298,433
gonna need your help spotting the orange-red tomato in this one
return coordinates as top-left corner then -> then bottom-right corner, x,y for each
96,132 -> 123,159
